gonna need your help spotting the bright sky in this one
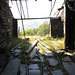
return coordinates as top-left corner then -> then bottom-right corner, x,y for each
9,0 -> 64,31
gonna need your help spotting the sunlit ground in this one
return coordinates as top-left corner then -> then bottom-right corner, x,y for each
51,38 -> 64,50
19,35 -> 42,44
12,36 -> 75,58
19,35 -> 64,49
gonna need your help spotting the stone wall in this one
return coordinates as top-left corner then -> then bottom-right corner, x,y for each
50,17 -> 63,38
0,0 -> 13,68
0,0 -> 13,50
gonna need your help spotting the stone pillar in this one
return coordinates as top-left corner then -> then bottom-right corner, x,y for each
65,0 -> 75,51
13,19 -> 18,38
50,17 -> 63,38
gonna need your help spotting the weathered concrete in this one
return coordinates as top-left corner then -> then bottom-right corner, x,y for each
47,58 -> 58,66
1,58 -> 21,75
63,62 -> 75,75
52,70 -> 63,75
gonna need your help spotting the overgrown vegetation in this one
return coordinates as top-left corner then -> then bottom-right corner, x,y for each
11,38 -> 23,48
19,20 -> 64,52
41,35 -> 64,51
11,37 -> 31,63
38,44 -> 45,54
21,39 -> 30,53
20,21 -> 50,36
26,36 -> 41,44
11,37 -> 30,52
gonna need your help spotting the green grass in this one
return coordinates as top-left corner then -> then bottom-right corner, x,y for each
42,37 -> 64,51
42,40 -> 55,52
11,38 -> 23,48
11,38 -> 31,63
21,39 -> 30,53
38,44 -> 45,55
43,34 -> 54,40
40,38 -> 64,53
57,42 -> 64,50
11,37 -> 30,54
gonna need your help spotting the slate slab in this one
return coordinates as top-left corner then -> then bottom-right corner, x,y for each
62,56 -> 72,62
29,64 -> 39,70
1,58 -> 21,75
52,70 -> 63,75
63,62 -> 75,75
14,49 -> 21,56
45,51 -> 53,57
43,72 -> 48,75
47,58 -> 58,66
20,64 -> 26,75
29,70 -> 41,75
14,49 -> 21,54
32,58 -> 40,62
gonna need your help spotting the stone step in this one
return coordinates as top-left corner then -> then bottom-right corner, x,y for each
29,70 -> 41,75
45,51 -> 54,57
1,58 -> 21,75
14,49 -> 21,54
52,70 -> 63,75
14,49 -> 21,57
20,64 -> 26,75
47,58 -> 58,66
29,64 -> 39,70
32,58 -> 40,62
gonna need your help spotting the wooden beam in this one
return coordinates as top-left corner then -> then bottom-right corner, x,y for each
15,17 -> 50,20
25,39 -> 39,54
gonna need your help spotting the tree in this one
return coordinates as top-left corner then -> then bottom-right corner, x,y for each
20,21 -> 50,36
36,21 -> 50,36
